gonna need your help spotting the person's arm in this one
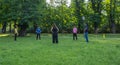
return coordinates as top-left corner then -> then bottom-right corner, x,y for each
51,27 -> 53,32
57,27 -> 59,32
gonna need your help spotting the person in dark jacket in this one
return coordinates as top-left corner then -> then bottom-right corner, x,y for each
36,27 -> 41,40
51,23 -> 59,44
84,23 -> 89,43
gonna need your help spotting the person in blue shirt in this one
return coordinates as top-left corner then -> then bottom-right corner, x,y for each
36,27 -> 41,40
84,23 -> 89,43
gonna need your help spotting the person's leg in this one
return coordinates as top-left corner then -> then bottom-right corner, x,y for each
52,34 -> 55,43
56,34 -> 58,43
85,32 -> 89,42
75,34 -> 77,40
36,34 -> 38,40
86,32 -> 89,42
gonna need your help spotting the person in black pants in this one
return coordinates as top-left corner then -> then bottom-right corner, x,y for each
51,23 -> 59,44
73,26 -> 78,40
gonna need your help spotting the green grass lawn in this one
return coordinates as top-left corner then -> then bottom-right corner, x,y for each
0,34 -> 120,65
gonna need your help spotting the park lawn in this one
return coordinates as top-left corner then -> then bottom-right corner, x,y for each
0,34 -> 120,65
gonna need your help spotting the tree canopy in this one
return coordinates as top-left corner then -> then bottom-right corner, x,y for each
0,0 -> 120,34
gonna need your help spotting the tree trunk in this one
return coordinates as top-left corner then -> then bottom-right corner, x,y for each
33,22 -> 38,33
2,22 -> 7,33
18,24 -> 27,36
94,22 -> 98,34
18,22 -> 28,36
111,22 -> 116,33
91,0 -> 102,34
78,22 -> 80,33
75,0 -> 83,33
9,22 -> 12,33
109,0 -> 116,33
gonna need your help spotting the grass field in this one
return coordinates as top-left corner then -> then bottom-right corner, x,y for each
0,34 -> 120,65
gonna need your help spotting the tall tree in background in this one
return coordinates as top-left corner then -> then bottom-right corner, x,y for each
74,0 -> 84,33
90,0 -> 102,33
9,0 -> 41,36
33,0 -> 46,33
115,0 -> 120,33
0,0 -> 41,35
0,0 -> 119,33
109,0 -> 116,33
0,0 -> 10,33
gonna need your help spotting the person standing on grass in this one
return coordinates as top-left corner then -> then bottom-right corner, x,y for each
36,27 -> 41,40
14,26 -> 18,41
73,26 -> 78,40
51,23 -> 59,44
84,23 -> 89,43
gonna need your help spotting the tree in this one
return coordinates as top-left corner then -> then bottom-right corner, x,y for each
115,0 -> 120,33
0,0 -> 11,33
90,0 -> 102,33
9,0 -> 41,36
0,0 -> 119,33
109,0 -> 116,33
74,0 -> 84,33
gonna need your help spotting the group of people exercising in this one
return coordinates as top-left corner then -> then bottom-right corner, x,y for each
14,23 -> 89,43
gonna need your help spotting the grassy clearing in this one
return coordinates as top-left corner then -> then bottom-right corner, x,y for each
0,34 -> 120,65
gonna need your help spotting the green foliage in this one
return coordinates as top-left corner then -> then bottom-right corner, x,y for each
0,0 -> 120,33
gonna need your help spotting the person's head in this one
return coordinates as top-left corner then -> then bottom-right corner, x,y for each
37,27 -> 40,29
74,26 -> 76,28
86,23 -> 88,26
53,23 -> 57,27
84,23 -> 88,26
14,24 -> 17,28
15,27 -> 17,28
